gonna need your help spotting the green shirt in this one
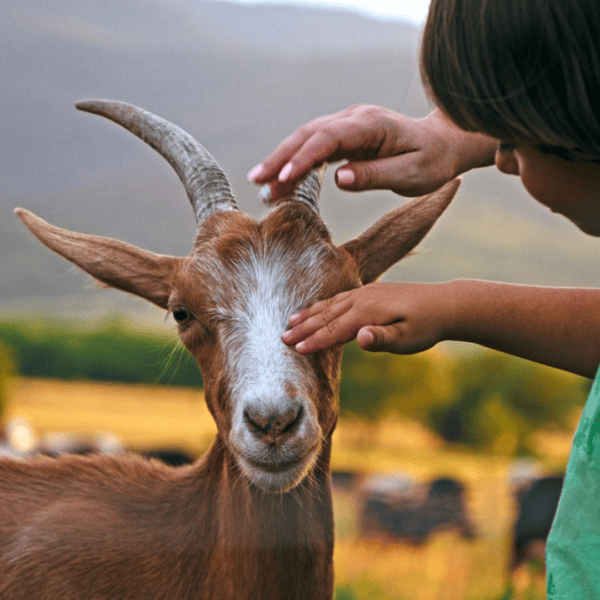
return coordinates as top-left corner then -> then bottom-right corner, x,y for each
546,368 -> 600,598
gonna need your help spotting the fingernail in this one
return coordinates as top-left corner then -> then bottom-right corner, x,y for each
258,184 -> 272,205
279,162 -> 293,182
295,341 -> 307,353
336,168 -> 355,187
247,164 -> 264,181
363,330 -> 374,345
358,327 -> 375,348
288,313 -> 301,325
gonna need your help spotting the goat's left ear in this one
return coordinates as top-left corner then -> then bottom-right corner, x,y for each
340,178 -> 460,285
15,209 -> 183,309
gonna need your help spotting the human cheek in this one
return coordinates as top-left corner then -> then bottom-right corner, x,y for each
519,172 -> 558,210
516,157 -> 574,214
519,161 -> 600,236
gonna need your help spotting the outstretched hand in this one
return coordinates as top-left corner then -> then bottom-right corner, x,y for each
249,105 -> 496,202
282,281 -> 454,355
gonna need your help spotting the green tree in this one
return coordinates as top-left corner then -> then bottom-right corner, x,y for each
0,341 -> 16,421
340,342 -> 445,422
340,341 -> 589,456
0,316 -> 202,388
427,350 -> 590,454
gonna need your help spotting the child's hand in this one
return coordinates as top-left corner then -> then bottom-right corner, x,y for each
282,282 -> 452,355
249,105 -> 496,202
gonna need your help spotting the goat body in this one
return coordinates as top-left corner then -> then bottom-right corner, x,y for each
3,100 -> 460,599
1,441 -> 334,599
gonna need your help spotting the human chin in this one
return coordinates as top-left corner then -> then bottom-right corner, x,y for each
571,217 -> 600,237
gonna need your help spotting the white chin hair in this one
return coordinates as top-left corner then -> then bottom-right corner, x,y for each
237,451 -> 319,493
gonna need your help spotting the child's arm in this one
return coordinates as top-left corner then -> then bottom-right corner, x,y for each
282,280 -> 600,378
249,106 -> 497,201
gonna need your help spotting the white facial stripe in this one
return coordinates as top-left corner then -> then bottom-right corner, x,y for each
226,244 -> 326,406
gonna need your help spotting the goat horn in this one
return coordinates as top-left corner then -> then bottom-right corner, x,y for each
75,100 -> 238,223
287,164 -> 327,214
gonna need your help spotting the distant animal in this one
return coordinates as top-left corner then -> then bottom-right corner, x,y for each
362,475 -> 476,544
330,469 -> 358,490
2,99 -> 459,599
143,448 -> 195,467
38,431 -> 124,459
511,475 -> 564,571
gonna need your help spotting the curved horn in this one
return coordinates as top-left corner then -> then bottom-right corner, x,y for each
75,100 -> 238,223
287,164 -> 327,214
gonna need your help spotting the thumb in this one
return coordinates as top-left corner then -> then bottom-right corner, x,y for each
356,325 -> 402,353
335,161 -> 390,192
336,156 -> 445,197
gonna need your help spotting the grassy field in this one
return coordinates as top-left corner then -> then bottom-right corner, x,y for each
4,377 -> 215,455
4,377 -> 571,600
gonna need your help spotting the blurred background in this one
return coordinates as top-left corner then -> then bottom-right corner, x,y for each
1,1 -> 597,598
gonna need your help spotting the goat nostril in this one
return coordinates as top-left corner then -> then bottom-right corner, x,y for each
243,405 -> 303,439
282,406 -> 303,434
243,409 -> 262,434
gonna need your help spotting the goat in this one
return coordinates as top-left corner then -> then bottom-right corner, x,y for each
361,476 -> 475,544
511,474 -> 564,571
3,100 -> 460,599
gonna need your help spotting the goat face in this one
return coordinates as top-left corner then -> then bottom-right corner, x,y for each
174,205 -> 359,491
15,101 -> 460,493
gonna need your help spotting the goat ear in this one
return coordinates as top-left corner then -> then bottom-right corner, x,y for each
15,209 -> 182,309
340,179 -> 460,285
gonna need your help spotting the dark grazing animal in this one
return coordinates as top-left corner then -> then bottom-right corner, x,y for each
362,476 -> 476,544
511,475 -> 564,570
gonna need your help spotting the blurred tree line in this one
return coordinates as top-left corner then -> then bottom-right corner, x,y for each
0,341 -> 16,420
0,316 -> 202,390
0,317 -> 591,455
340,342 -> 591,455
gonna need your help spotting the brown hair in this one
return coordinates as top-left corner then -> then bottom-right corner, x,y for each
420,0 -> 600,160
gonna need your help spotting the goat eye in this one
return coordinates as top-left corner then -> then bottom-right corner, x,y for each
173,306 -> 193,324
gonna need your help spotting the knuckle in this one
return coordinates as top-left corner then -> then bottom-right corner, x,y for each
317,304 -> 335,324
324,319 -> 340,337
318,125 -> 341,146
295,122 -> 320,143
345,103 -> 366,115
351,104 -> 377,118
357,163 -> 379,189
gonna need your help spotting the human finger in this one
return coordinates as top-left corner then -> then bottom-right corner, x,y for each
356,324 -> 405,353
338,152 -> 451,196
282,296 -> 352,346
249,106 -> 395,191
288,290 -> 353,326
248,117 -> 332,184
293,314 -> 362,354
357,322 -> 437,355
256,179 -> 298,205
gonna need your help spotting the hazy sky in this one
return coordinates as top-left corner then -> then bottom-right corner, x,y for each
229,0 -> 431,24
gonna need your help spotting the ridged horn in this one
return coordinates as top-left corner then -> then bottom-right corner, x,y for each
287,164 -> 327,214
75,100 -> 238,223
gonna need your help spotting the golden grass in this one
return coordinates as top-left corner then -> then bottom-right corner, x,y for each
4,377 -> 215,455
334,536 -> 509,600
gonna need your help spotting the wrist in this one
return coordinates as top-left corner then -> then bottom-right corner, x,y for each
441,279 -> 472,342
424,110 -> 497,177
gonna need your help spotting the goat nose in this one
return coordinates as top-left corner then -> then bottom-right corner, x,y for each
243,404 -> 304,442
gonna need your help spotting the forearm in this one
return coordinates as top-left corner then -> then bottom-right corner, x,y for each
447,279 -> 600,378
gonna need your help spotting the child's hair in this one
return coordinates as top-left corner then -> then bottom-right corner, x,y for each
420,0 -> 600,161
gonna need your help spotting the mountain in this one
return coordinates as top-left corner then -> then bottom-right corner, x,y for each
2,0 -> 599,319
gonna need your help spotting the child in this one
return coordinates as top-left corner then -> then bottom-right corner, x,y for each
249,0 -> 600,597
